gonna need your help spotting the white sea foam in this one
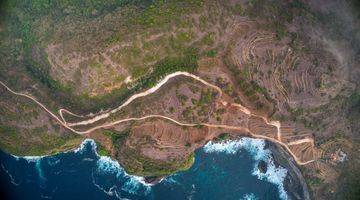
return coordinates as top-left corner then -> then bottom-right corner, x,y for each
23,155 -> 44,162
203,140 -> 244,154
9,139 -> 150,197
252,157 -> 288,200
73,138 -> 96,154
80,139 -> 152,197
129,175 -> 153,187
10,139 -> 96,187
121,176 -> 148,194
6,139 -> 120,193
11,154 -> 20,161
16,156 -> 47,185
10,138 -> 91,162
47,157 -> 60,166
35,159 -> 47,187
9,153 -> 47,187
96,156 -> 124,174
1,164 -> 21,186
91,174 -> 118,199
203,138 -> 266,158
93,155 -> 151,196
242,193 -> 258,200
203,138 -> 288,200
163,175 -> 179,185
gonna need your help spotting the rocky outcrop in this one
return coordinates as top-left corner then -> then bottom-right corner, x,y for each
268,142 -> 310,200
258,160 -> 268,173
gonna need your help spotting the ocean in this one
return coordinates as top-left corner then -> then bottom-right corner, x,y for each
0,138 -> 289,200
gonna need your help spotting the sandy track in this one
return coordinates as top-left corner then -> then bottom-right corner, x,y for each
63,72 -> 223,127
0,71 -> 315,165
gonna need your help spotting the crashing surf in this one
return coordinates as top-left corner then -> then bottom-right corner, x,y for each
203,138 -> 289,200
242,193 -> 259,200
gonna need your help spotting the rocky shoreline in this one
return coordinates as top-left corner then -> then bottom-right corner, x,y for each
143,139 -> 311,199
144,176 -> 164,185
267,141 -> 311,200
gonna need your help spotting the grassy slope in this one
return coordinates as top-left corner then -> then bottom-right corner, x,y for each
0,0 -> 202,157
0,0 -> 207,113
0,124 -> 84,156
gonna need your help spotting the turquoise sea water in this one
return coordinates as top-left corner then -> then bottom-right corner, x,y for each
0,138 -> 288,200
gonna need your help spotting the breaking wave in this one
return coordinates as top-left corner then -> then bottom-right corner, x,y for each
47,157 -> 61,166
91,156 -> 151,198
3,138 -> 291,199
7,139 -> 151,197
21,156 -> 47,187
1,163 -> 21,186
203,138 -> 288,200
84,139 -> 151,198
241,193 -> 259,200
73,138 -> 97,154
162,175 -> 179,185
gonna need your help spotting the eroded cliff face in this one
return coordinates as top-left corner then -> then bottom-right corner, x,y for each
268,142 -> 311,200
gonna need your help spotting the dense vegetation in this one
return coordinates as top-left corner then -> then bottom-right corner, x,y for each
0,124 -> 83,156
122,147 -> 195,177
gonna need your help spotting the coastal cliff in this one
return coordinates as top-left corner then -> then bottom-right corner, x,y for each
268,142 -> 310,200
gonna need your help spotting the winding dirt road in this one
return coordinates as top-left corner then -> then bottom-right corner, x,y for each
0,71 -> 315,165
62,72 -> 223,127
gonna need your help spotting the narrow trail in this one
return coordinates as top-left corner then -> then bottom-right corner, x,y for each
63,72 -> 223,127
0,71 -> 315,165
0,81 -> 80,134
287,138 -> 314,146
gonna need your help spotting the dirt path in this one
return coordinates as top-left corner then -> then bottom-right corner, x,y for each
0,81 -> 79,134
63,72 -> 223,127
0,71 -> 315,165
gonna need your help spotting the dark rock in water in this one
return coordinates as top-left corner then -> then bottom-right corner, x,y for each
145,176 -> 163,184
264,140 -> 270,149
268,142 -> 310,200
258,160 -> 267,173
